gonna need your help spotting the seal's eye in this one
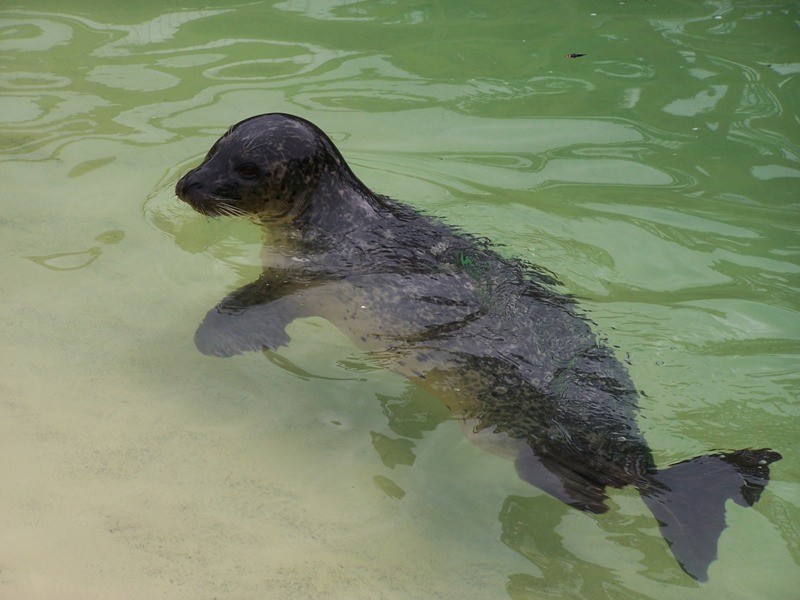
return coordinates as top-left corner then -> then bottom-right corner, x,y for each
236,163 -> 259,179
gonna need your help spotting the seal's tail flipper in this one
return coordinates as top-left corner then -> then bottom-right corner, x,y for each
641,448 -> 781,581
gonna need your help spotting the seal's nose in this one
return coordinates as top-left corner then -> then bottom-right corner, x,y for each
175,174 -> 202,201
175,175 -> 187,198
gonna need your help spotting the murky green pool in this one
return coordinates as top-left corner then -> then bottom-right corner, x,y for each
2,1 -> 798,598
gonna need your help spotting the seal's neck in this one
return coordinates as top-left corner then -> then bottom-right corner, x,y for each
294,170 -> 387,236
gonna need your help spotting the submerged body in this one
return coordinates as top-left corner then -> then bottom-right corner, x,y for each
175,113 -> 780,581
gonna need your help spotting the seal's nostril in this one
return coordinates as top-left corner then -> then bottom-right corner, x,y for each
175,177 -> 202,198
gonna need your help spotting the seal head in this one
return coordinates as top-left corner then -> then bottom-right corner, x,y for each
175,113 -> 351,223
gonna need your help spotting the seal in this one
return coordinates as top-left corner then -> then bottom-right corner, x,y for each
175,113 -> 780,581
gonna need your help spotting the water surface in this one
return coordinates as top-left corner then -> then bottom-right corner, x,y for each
1,1 -> 798,598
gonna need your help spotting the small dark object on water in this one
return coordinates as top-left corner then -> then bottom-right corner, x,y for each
565,53 -> 586,58
175,113 -> 781,582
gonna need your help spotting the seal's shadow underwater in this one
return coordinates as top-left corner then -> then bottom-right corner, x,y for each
175,113 -> 781,581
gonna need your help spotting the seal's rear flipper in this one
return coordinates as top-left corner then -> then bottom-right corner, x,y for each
515,447 -> 609,514
641,448 -> 781,581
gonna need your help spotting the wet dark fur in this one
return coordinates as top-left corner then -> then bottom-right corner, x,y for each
176,113 -> 781,581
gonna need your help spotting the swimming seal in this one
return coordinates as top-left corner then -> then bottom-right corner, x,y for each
175,113 -> 781,581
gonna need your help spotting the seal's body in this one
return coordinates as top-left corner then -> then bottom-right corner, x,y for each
176,113 -> 780,581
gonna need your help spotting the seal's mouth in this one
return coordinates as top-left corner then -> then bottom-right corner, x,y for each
179,194 -> 249,219
201,201 -> 250,218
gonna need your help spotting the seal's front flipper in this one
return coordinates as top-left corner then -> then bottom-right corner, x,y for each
194,275 -> 314,357
641,448 -> 781,581
194,299 -> 298,356
514,446 -> 609,514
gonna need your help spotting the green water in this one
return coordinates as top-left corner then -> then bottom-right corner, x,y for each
1,1 -> 798,598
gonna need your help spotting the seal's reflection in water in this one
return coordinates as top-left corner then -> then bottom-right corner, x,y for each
175,113 -> 780,582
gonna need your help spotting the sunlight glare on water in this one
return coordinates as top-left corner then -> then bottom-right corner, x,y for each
1,1 -> 798,599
